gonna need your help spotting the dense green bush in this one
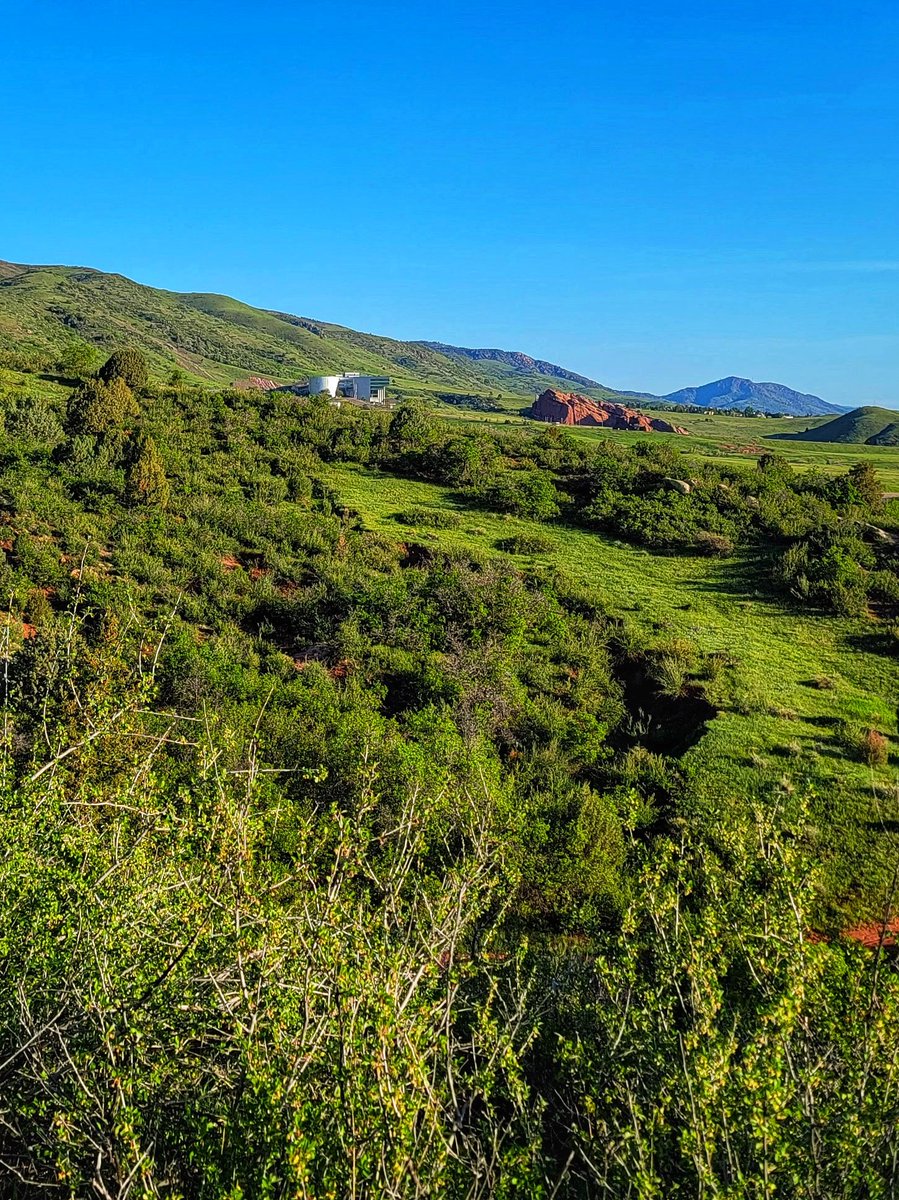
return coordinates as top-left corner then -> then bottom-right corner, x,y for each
66,376 -> 139,439
496,532 -> 555,554
395,506 -> 461,529
98,346 -> 150,389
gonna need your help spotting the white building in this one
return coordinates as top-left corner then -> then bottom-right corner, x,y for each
303,373 -> 389,403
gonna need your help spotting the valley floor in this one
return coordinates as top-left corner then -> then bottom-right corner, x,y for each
327,462 -> 899,924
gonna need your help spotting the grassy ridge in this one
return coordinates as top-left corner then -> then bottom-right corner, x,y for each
771,405 -> 899,444
0,260 -> 626,400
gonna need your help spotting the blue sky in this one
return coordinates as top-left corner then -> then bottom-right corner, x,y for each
2,0 -> 898,404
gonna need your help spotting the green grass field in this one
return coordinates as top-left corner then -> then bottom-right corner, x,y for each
326,461 -> 899,924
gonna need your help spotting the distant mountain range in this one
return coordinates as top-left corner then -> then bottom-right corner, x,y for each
414,342 -> 605,391
0,260 -> 857,416
660,376 -> 842,417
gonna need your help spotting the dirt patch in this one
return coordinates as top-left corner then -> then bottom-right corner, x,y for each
842,920 -> 899,950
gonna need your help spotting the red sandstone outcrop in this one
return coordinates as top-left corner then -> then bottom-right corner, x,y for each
530,389 -> 689,434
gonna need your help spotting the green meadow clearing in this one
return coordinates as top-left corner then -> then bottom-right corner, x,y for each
327,460 -> 899,924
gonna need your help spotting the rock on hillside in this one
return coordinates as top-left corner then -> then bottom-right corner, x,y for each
530,389 -> 689,433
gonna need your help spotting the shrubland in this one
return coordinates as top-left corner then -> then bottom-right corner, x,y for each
0,355 -> 897,1195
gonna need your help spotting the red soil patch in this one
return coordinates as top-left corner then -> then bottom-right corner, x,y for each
808,919 -> 899,950
233,376 -> 280,392
0,539 -> 12,553
219,555 -> 241,571
249,566 -> 267,581
842,920 -> 899,950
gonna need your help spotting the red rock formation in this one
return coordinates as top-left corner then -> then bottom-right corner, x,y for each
530,389 -> 689,434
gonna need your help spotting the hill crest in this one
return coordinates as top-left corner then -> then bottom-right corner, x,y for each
0,260 -> 627,401
770,405 -> 899,444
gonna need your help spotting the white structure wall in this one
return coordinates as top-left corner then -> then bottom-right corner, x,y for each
308,375 -> 342,397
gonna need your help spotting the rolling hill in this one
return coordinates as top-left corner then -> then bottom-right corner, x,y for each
662,376 -> 841,417
0,261 -> 854,417
0,260 -> 627,402
770,405 -> 899,444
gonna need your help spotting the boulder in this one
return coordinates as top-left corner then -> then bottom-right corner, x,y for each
861,523 -> 898,545
663,477 -> 692,494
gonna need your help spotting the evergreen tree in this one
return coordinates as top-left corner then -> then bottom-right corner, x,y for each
98,347 -> 149,389
67,377 -> 139,437
388,401 -> 431,452
125,434 -> 169,507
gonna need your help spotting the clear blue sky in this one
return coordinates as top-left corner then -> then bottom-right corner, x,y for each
3,0 -> 898,404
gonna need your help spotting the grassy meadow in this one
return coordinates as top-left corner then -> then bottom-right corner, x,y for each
326,460 -> 899,923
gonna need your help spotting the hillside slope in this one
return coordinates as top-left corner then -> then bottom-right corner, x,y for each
663,375 -> 840,416
0,260 -> 625,401
414,341 -> 622,397
770,405 -> 899,443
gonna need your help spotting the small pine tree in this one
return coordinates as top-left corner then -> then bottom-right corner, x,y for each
99,348 -> 149,389
67,377 -> 139,437
849,461 -> 882,510
125,434 -> 169,508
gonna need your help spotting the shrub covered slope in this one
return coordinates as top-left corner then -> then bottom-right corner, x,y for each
0,353 -> 898,1196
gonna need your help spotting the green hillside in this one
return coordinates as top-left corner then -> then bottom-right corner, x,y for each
772,405 -> 899,444
2,350 -> 899,1192
0,259 -> 625,403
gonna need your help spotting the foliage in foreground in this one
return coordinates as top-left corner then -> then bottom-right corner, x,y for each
0,650 -> 897,1197
0,359 -> 896,1195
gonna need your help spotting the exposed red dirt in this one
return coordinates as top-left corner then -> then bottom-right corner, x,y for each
233,376 -> 280,391
808,920 -> 899,950
530,389 -> 689,434
219,555 -> 241,571
842,920 -> 899,950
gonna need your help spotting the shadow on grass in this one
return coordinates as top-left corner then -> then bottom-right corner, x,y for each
684,548 -> 780,603
844,629 -> 899,657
